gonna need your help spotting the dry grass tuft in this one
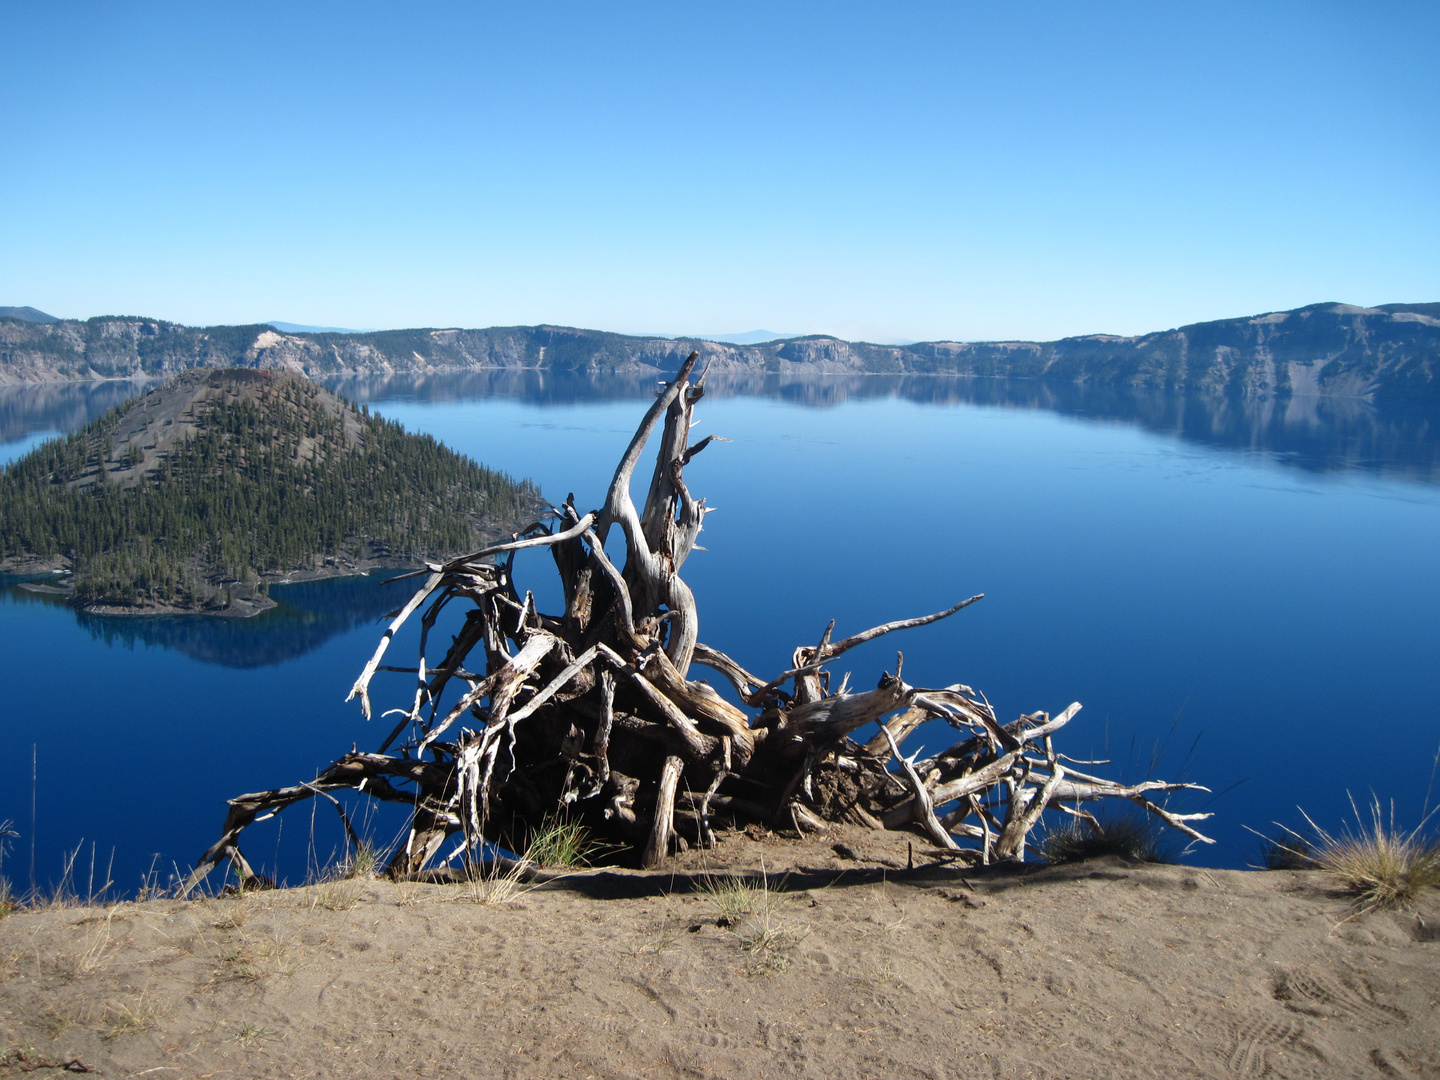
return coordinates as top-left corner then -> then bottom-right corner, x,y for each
0,945 -> 19,983
24,841 -> 117,911
1303,797 -> 1440,912
208,896 -> 249,930
49,913 -> 117,980
226,1021 -> 277,1046
216,940 -> 262,982
737,915 -> 805,975
102,995 -> 165,1039
698,872 -> 775,927
525,814 -> 603,869
307,877 -> 366,912
343,840 -> 384,880
213,927 -> 300,982
636,928 -> 680,955
391,879 -> 423,907
461,858 -> 534,906
0,818 -> 16,918
699,866 -> 804,974
35,1004 -> 91,1041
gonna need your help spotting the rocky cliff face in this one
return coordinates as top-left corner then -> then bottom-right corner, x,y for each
4,303 -> 1438,402
0,318 -> 274,383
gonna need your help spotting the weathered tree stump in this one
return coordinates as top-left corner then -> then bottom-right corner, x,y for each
185,355 -> 1211,891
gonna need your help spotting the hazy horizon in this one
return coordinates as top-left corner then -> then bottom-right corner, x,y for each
4,301 -> 1433,350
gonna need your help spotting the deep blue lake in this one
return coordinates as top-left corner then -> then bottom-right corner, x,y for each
3,372 -> 1438,893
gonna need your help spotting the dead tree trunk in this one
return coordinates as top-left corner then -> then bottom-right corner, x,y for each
184,355 -> 1211,892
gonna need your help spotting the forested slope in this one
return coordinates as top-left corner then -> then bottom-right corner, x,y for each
0,369 -> 543,612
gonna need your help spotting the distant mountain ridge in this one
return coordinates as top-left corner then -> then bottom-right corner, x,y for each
267,320 -> 374,335
0,306 -> 58,323
3,302 -> 1439,404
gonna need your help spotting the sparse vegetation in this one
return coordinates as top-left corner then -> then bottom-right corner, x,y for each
345,840 -> 383,879
307,876 -> 366,912
49,914 -> 115,981
525,813 -> 603,869
34,1005 -> 88,1041
1040,811 -> 1174,864
209,895 -> 249,930
461,859 -> 534,906
226,1021 -> 278,1046
1253,826 -> 1319,870
0,819 -> 16,918
1303,797 -> 1440,912
700,867 -> 804,974
101,995 -> 164,1039
391,879 -> 423,907
700,872 -> 776,927
636,927 -> 680,955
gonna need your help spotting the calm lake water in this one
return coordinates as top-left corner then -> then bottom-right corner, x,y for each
3,372 -> 1439,892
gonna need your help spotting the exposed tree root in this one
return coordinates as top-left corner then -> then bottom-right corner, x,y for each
184,355 -> 1211,893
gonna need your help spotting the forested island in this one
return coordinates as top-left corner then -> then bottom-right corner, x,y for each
0,368 -> 543,614
3,301 -> 1440,404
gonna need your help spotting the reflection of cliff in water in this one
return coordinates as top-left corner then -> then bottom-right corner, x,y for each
841,376 -> 1439,481
0,573 -> 421,668
920,378 -> 1440,483
323,369 -> 666,408
0,379 -> 153,443
327,370 -> 1440,483
2,371 -> 1434,483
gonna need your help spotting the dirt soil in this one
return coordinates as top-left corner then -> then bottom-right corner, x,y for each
2,827 -> 1437,1080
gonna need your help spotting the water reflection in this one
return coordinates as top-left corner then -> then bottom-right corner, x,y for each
325,368 -> 666,407
926,378 -> 1440,482
2,370 -> 1437,484
0,379 -> 153,444
327,370 -> 1440,483
0,572 -> 419,668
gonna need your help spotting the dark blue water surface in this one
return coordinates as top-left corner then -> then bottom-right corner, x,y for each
3,373 -> 1439,893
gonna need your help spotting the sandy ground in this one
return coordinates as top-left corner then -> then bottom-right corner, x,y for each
2,828 -> 1437,1080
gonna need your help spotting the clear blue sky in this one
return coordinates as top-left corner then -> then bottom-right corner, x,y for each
3,1 -> 1436,342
